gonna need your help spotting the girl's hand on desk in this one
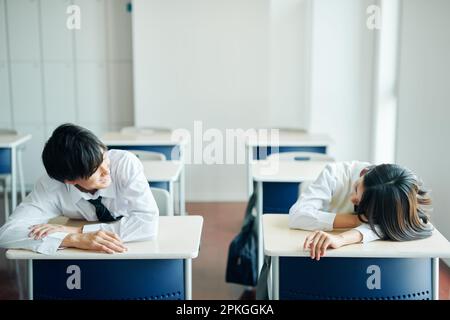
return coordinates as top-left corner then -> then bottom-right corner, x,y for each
29,224 -> 82,240
303,231 -> 344,261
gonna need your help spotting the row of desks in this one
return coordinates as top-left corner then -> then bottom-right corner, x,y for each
246,134 -> 450,300
1,130 -> 332,217
0,133 -> 185,217
5,129 -> 450,300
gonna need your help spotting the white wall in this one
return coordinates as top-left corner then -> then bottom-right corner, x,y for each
133,0 -> 311,201
309,0 -> 375,162
371,0 -> 400,164
269,0 -> 311,129
396,0 -> 450,243
0,0 -> 134,186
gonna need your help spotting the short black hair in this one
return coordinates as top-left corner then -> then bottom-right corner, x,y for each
42,123 -> 107,182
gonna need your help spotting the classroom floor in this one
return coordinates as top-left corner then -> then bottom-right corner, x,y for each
0,199 -> 449,300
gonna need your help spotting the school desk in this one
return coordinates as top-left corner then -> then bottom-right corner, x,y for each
246,131 -> 332,195
252,160 -> 331,271
6,215 -> 203,300
0,133 -> 32,218
102,131 -> 187,214
263,214 -> 450,300
142,160 -> 182,214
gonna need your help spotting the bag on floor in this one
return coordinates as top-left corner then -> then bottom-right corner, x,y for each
225,189 -> 258,286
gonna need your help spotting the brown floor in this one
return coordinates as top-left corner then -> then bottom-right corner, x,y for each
0,201 -> 449,300
187,202 -> 246,299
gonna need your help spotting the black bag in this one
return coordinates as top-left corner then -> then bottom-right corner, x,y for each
225,190 -> 258,286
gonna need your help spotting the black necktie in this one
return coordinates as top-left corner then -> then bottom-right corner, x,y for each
88,196 -> 122,222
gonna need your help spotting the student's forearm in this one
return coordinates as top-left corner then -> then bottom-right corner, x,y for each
333,214 -> 361,229
336,229 -> 363,246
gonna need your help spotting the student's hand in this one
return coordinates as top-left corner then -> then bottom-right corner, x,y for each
303,230 -> 344,261
62,231 -> 127,254
29,224 -> 82,240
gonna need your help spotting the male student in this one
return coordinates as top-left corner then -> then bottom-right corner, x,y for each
0,124 -> 159,254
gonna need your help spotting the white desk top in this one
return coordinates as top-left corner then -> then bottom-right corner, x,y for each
0,134 -> 32,148
142,160 -> 182,182
251,160 -> 329,182
263,214 -> 450,258
6,216 -> 203,260
246,132 -> 333,147
102,131 -> 187,146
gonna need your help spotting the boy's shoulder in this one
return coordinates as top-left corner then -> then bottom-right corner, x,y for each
36,174 -> 65,193
108,149 -> 138,164
108,149 -> 141,175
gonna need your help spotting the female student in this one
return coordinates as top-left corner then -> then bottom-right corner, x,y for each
289,161 -> 433,261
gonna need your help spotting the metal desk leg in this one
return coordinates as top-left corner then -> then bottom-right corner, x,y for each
180,164 -> 185,215
169,181 -> 174,216
11,146 -> 16,212
185,258 -> 192,300
272,256 -> 279,300
179,144 -> 186,215
3,177 -> 9,222
14,261 -> 24,300
257,181 -> 263,273
11,147 -> 25,300
432,258 -> 439,300
246,145 -> 253,197
18,147 -> 25,201
28,260 -> 33,300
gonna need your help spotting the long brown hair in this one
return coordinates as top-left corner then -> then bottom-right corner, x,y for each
357,164 -> 433,241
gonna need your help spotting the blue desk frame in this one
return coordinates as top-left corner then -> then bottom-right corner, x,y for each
271,256 -> 436,300
0,136 -> 30,216
32,259 -> 187,300
0,148 -> 12,174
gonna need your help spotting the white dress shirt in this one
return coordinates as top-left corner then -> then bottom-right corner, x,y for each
0,149 -> 159,254
288,161 -> 380,243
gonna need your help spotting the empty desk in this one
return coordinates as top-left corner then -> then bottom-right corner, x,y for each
102,131 -> 186,160
102,131 -> 187,214
142,160 -> 183,214
246,131 -> 333,195
263,214 -> 450,300
252,160 -> 330,271
6,215 -> 203,300
0,134 -> 32,217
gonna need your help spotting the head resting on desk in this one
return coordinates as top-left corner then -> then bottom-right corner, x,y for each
42,123 -> 111,192
353,163 -> 433,241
